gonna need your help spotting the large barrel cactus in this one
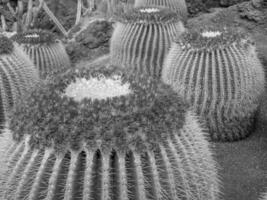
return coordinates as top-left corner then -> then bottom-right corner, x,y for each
110,6 -> 185,79
162,27 -> 266,141
134,0 -> 188,22
0,65 -> 219,200
11,30 -> 71,79
0,35 -> 39,128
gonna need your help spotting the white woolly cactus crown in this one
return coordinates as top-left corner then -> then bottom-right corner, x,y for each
201,31 -> 222,38
175,26 -> 250,51
11,30 -> 57,45
162,26 -> 265,141
134,0 -> 188,22
11,29 -> 71,79
0,65 -> 220,200
114,5 -> 183,24
64,74 -> 131,101
0,35 -> 39,128
139,7 -> 160,13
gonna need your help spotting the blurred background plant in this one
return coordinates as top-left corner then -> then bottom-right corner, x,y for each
0,0 -> 134,37
0,0 -> 251,38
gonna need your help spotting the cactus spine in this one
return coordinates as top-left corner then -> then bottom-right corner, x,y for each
134,0 -> 188,22
162,27 -> 266,141
0,35 -> 39,128
1,65 -> 220,200
11,30 -> 71,79
110,6 -> 185,79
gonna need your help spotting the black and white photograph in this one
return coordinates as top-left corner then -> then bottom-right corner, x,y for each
0,0 -> 266,199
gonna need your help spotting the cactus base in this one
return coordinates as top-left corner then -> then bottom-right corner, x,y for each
206,112 -> 256,142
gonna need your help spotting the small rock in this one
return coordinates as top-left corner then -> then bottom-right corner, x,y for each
75,19 -> 113,49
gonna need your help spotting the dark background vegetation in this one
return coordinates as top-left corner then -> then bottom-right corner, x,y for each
1,0 -> 250,30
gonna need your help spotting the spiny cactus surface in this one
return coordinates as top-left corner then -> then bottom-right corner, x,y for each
1,65 -> 220,200
110,6 -> 185,79
11,30 -> 71,79
134,0 -> 188,22
0,35 -> 39,128
162,27 -> 266,141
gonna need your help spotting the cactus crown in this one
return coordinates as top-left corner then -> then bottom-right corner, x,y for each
114,6 -> 181,24
176,26 -> 251,51
0,35 -> 14,54
10,65 -> 188,154
64,75 -> 132,101
11,30 -> 57,45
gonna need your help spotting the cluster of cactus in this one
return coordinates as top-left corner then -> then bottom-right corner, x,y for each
11,30 -> 71,79
162,27 -> 265,141
110,6 -> 185,79
134,0 -> 188,22
0,35 -> 39,128
0,65 -> 220,200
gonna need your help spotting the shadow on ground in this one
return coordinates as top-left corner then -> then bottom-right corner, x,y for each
213,92 -> 267,200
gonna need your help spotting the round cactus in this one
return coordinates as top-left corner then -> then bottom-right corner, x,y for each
134,0 -> 188,22
0,65 -> 220,200
162,27 -> 266,142
0,35 -> 39,128
11,30 -> 71,79
110,6 -> 185,79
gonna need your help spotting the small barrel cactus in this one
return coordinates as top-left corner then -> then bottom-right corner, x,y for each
0,65 -> 219,200
11,30 -> 71,79
134,0 -> 188,22
162,27 -> 266,141
0,35 -> 39,128
110,6 -> 185,79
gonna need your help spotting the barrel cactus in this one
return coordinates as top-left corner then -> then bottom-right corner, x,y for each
0,65 -> 219,199
110,6 -> 185,79
11,30 -> 71,79
162,27 -> 265,141
134,0 -> 188,22
0,35 -> 39,128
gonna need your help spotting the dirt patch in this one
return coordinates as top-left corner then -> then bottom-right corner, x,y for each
65,18 -> 112,66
